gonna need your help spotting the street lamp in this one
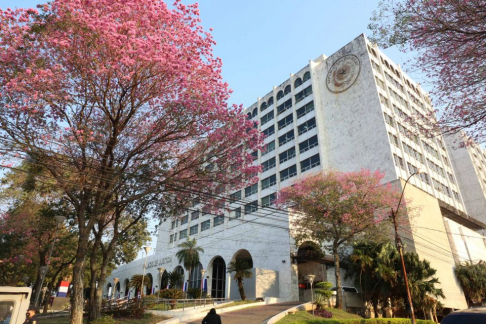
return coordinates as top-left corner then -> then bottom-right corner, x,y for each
140,246 -> 151,299
306,274 -> 315,315
33,215 -> 66,307
390,170 -> 422,324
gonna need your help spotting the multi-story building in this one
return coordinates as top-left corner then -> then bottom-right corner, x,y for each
106,34 -> 486,314
445,131 -> 486,225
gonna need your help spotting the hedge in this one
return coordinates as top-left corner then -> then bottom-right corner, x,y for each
304,319 -> 434,324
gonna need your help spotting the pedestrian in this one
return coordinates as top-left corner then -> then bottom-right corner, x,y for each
202,308 -> 221,324
24,309 -> 37,324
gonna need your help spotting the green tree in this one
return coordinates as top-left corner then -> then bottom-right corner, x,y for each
454,261 -> 486,306
227,260 -> 253,301
175,237 -> 204,283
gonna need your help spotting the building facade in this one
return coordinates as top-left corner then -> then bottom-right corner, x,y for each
106,34 -> 486,312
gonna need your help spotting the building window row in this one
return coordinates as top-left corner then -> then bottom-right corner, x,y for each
297,101 -> 315,119
295,85 -> 313,103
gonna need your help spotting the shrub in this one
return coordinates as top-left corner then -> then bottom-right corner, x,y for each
313,308 -> 333,318
159,288 -> 184,300
90,315 -> 115,324
187,288 -> 202,299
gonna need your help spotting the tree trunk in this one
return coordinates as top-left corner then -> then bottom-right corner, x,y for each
237,278 -> 246,301
333,243 -> 343,309
70,231 -> 91,324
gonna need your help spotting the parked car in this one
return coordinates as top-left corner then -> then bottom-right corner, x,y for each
441,307 -> 486,324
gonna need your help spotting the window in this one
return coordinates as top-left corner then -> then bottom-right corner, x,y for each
278,113 -> 294,130
297,101 -> 314,118
181,215 -> 188,225
299,135 -> 318,153
294,78 -> 303,88
393,154 -> 404,169
262,193 -> 276,207
260,102 -> 267,112
284,85 -> 291,95
277,99 -> 292,115
298,117 -> 316,135
279,147 -> 296,163
301,154 -> 320,172
191,211 -> 199,220
267,97 -> 274,106
303,71 -> 311,82
201,220 -> 210,231
279,130 -> 295,146
262,141 -> 275,156
263,125 -> 275,137
261,174 -> 277,189
213,215 -> 224,227
295,85 -> 313,102
260,110 -> 274,125
244,200 -> 258,215
229,190 -> 241,203
190,225 -> 198,235
170,234 -> 175,243
245,184 -> 258,197
277,90 -> 284,100
179,229 -> 187,239
231,207 -> 241,219
280,165 -> 297,181
262,157 -> 276,172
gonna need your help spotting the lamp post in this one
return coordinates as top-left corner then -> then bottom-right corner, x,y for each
33,215 -> 66,307
140,246 -> 151,299
306,274 -> 315,315
200,269 -> 206,298
390,170 -> 422,324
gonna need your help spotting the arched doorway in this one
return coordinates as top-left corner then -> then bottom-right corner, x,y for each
106,283 -> 112,299
160,270 -> 169,290
115,281 -> 121,299
295,241 -> 329,301
211,257 -> 226,298
232,249 -> 253,268
189,262 -> 203,290
146,273 -> 153,295
123,279 -> 129,297
172,266 -> 184,290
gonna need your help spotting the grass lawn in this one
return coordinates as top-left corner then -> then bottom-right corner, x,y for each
276,308 -> 362,324
37,314 -> 171,324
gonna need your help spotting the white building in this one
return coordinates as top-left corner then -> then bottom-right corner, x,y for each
106,34 -> 486,313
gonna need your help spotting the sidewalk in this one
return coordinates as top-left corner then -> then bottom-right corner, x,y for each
179,302 -> 301,324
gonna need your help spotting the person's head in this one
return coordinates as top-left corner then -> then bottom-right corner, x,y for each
209,308 -> 216,314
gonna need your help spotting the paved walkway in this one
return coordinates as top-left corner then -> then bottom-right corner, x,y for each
180,302 -> 301,324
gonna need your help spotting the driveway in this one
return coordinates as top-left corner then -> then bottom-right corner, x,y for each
180,302 -> 301,324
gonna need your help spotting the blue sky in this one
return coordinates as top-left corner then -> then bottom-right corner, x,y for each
0,0 -> 417,257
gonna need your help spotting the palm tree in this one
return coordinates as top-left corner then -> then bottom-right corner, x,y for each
227,260 -> 253,300
454,261 -> 486,306
128,274 -> 151,297
176,237 -> 204,283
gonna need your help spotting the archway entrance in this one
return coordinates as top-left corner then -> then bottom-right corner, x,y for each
146,273 -> 153,295
211,257 -> 226,298
160,270 -> 169,290
295,241 -> 330,301
232,249 -> 253,268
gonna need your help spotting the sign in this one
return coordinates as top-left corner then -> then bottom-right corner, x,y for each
147,257 -> 172,269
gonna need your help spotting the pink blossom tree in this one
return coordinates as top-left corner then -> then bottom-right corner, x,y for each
0,1 -> 262,322
369,0 -> 486,143
277,170 -> 403,309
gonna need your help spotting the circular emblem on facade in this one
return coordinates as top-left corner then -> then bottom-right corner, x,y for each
326,54 -> 361,93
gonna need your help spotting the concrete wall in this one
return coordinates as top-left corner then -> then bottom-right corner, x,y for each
403,181 -> 468,309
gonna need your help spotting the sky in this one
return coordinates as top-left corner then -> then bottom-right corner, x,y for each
0,0 -> 418,259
